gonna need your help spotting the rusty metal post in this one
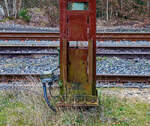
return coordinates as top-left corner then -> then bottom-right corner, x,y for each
59,0 -> 97,106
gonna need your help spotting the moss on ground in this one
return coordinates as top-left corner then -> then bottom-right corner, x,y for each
0,89 -> 149,126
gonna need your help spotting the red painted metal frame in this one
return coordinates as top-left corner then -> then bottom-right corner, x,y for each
60,0 -> 96,96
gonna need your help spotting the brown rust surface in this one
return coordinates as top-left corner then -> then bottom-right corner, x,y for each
67,48 -> 91,95
68,14 -> 88,41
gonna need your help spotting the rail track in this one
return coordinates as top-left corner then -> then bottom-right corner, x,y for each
1,45 -> 150,57
0,32 -> 150,87
1,74 -> 150,89
1,32 -> 150,56
0,32 -> 150,41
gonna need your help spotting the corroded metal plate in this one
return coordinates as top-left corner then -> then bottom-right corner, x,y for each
68,14 -> 88,41
67,48 -> 93,95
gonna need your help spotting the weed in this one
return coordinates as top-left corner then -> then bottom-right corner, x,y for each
96,57 -> 103,61
18,9 -> 31,22
103,56 -> 108,60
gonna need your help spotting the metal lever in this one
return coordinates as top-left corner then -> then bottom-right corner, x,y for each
42,78 -> 57,113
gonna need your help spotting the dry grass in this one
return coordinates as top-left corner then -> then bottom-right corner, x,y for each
0,89 -> 100,126
0,79 -> 150,126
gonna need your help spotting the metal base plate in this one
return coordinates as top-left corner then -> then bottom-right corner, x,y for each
54,95 -> 99,107
56,103 -> 99,107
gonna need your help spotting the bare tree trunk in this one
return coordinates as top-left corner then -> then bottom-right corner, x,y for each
106,0 -> 109,21
147,0 -> 150,16
40,0 -> 42,8
102,0 -> 104,19
110,6 -> 112,20
118,0 -> 122,11
13,0 -> 17,18
17,0 -> 22,15
4,0 -> 9,17
117,0 -> 122,18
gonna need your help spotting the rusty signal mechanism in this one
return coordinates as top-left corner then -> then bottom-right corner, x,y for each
58,0 -> 98,107
40,0 -> 97,111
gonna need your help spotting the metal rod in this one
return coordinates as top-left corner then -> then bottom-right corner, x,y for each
42,83 -> 56,112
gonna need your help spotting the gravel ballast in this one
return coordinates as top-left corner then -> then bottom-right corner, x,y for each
0,55 -> 150,75
97,57 -> 150,75
0,55 -> 58,74
0,40 -> 60,46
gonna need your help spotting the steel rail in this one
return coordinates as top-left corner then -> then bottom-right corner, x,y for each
0,45 -> 150,56
0,52 -> 58,55
0,32 -> 59,40
96,46 -> 150,57
96,33 -> 150,41
96,52 -> 150,55
96,74 -> 150,83
0,44 -> 150,49
1,74 -> 150,83
0,48 -> 149,55
0,32 -> 150,41
98,45 -> 150,48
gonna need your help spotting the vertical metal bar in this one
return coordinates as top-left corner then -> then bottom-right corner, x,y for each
62,39 -> 68,92
60,0 -> 63,80
88,39 -> 93,94
60,0 -> 69,96
89,0 -> 97,95
60,0 -> 67,80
